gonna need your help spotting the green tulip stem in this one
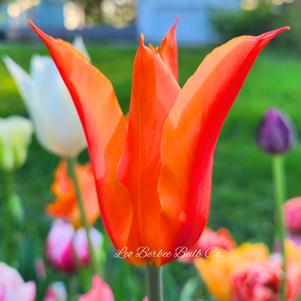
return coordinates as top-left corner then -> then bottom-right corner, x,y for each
68,158 -> 98,276
145,265 -> 163,301
4,170 -> 14,200
272,155 -> 287,301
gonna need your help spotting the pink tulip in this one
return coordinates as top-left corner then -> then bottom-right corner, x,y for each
0,262 -> 36,301
232,262 -> 281,301
179,228 -> 235,262
73,228 -> 102,266
285,197 -> 301,234
79,276 -> 114,301
80,276 -> 148,301
46,220 -> 102,273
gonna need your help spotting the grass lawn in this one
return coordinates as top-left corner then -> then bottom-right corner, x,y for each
0,42 -> 301,300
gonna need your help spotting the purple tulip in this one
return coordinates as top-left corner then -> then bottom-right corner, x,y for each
257,108 -> 295,155
46,220 -> 103,273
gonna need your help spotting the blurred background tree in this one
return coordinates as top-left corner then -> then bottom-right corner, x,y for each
74,0 -> 102,23
212,0 -> 301,51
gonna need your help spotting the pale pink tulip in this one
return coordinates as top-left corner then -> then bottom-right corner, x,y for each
0,262 -> 36,301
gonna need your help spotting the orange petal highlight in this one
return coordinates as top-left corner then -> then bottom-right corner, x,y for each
158,27 -> 289,264
117,36 -> 180,264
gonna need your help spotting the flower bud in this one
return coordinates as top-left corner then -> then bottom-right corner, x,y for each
46,220 -> 103,273
73,227 -> 103,266
0,116 -> 33,171
256,108 -> 295,155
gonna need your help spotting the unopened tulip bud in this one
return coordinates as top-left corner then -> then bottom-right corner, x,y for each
73,228 -> 103,266
0,116 -> 32,171
46,220 -> 102,273
256,108 -> 295,155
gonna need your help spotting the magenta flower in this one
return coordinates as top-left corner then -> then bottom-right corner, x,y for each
46,220 -> 102,273
0,262 -> 36,301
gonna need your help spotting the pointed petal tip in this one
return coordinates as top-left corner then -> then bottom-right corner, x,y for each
139,33 -> 145,46
171,17 -> 180,32
258,26 -> 289,40
28,20 -> 52,43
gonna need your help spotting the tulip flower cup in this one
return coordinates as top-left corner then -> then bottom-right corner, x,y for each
29,20 -> 288,301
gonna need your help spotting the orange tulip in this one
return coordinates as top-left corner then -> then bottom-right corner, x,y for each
30,20 -> 288,265
47,161 -> 99,228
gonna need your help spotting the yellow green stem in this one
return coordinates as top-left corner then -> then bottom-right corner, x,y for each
272,155 -> 287,301
68,158 -> 98,276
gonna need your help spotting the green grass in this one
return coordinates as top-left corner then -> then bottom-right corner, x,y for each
0,42 -> 301,300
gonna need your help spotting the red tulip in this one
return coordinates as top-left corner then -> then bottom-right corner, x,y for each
30,20 -> 288,266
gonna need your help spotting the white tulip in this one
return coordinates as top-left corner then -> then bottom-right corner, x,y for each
3,37 -> 89,158
0,116 -> 33,171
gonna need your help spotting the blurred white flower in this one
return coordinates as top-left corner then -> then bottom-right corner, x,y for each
0,262 -> 36,301
3,37 -> 89,158
0,116 -> 33,171
44,282 -> 67,301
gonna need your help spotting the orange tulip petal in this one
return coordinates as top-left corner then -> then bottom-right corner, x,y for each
158,27 -> 289,264
47,161 -> 99,228
159,18 -> 179,80
117,36 -> 180,263
30,22 -> 133,255
76,164 -> 99,225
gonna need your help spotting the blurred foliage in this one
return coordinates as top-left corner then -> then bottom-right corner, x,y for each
212,0 -> 274,38
212,0 -> 301,51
